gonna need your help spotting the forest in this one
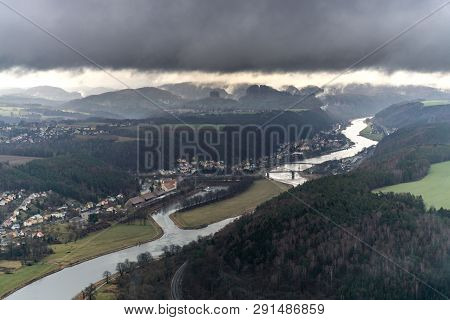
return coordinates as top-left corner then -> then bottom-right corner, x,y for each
116,122 -> 450,299
0,110 -> 333,173
0,155 -> 138,202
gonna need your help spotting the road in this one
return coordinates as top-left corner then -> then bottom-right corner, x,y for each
170,261 -> 188,300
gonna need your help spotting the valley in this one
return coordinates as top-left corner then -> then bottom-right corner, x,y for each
0,83 -> 449,301
2,2 -> 450,318
3,116 -> 377,299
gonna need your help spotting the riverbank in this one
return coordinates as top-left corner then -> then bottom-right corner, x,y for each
0,217 -> 163,299
73,272 -> 120,300
5,118 -> 378,300
359,119 -> 384,141
170,179 -> 291,229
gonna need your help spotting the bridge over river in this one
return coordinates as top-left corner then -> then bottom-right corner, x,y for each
5,118 -> 377,300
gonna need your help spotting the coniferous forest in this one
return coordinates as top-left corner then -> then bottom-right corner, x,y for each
116,123 -> 450,299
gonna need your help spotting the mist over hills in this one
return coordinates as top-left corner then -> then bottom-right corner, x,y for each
22,86 -> 82,101
74,87 -> 116,97
239,84 -> 323,110
1,82 -> 450,121
182,95 -> 240,112
59,83 -> 325,118
0,95 -> 62,107
328,84 -> 449,98
62,87 -> 184,119
374,100 -> 450,130
323,84 -> 450,120
0,86 -> 81,103
159,82 -> 231,100
0,86 -> 83,110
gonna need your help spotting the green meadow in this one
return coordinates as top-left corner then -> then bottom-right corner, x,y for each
422,100 -> 450,107
374,161 -> 450,209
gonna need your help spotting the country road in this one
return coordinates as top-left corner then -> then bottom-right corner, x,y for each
170,261 -> 188,300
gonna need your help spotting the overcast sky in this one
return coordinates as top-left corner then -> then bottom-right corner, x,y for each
0,0 -> 449,89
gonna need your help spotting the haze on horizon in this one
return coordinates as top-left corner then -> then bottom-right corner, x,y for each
1,0 -> 450,91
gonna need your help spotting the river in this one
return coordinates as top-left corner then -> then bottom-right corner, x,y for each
6,117 -> 377,300
269,118 -> 378,186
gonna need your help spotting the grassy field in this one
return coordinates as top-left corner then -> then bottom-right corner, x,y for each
0,262 -> 57,298
359,122 -> 383,141
171,179 -> 291,229
422,100 -> 450,107
0,155 -> 42,166
47,219 -> 162,267
0,218 -> 162,298
95,281 -> 118,300
0,260 -> 21,270
374,161 -> 450,209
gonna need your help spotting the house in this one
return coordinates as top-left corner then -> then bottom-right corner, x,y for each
81,209 -> 99,221
11,224 -> 20,230
153,190 -> 165,197
97,199 -> 108,207
161,179 -> 177,192
23,214 -> 44,227
106,207 -> 116,213
51,212 -> 66,219
142,192 -> 157,202
9,230 -> 19,238
45,212 -> 66,220
23,219 -> 33,227
33,231 -> 44,239
125,196 -> 145,208
2,219 -> 12,228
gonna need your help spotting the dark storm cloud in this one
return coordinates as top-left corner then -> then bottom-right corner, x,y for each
0,0 -> 449,72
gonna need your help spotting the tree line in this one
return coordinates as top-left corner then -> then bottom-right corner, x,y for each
115,122 -> 450,299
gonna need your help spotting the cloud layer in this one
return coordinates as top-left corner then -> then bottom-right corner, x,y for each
0,0 -> 449,72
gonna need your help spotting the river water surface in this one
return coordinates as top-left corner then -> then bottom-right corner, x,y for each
6,117 -> 377,300
269,118 -> 377,186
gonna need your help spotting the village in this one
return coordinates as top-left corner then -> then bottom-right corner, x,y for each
0,118 -> 354,264
0,122 -> 109,145
168,123 -> 350,175
275,123 -> 350,160
0,177 -> 179,254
